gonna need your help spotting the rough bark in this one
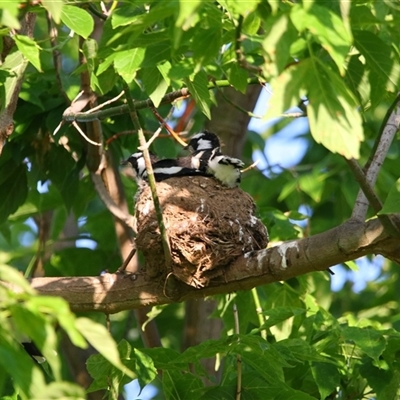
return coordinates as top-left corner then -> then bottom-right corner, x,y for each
19,216 -> 399,314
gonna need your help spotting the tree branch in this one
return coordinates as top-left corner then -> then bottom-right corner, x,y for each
62,78 -> 262,123
352,96 -> 400,220
14,216 -> 399,314
345,158 -> 400,237
0,12 -> 36,154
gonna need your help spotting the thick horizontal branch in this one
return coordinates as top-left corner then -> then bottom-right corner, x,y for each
20,216 -> 400,314
62,78 -> 261,123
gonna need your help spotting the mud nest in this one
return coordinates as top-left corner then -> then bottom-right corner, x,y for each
135,176 -> 269,288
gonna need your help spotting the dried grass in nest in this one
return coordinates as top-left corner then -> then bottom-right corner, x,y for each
135,176 -> 269,288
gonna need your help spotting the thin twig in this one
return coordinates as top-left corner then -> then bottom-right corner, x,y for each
84,91 -> 125,114
72,121 -> 102,146
138,125 -> 163,151
117,246 -> 137,273
122,80 -> 172,271
346,158 -> 400,237
352,95 -> 400,220
241,159 -> 260,174
233,303 -> 242,400
151,107 -> 187,147
138,106 -> 176,150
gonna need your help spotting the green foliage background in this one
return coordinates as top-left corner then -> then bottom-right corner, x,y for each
1,1 -> 400,399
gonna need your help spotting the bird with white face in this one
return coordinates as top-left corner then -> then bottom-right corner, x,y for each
184,131 -> 245,188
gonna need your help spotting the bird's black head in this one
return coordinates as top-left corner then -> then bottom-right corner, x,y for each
126,152 -> 144,170
185,130 -> 220,153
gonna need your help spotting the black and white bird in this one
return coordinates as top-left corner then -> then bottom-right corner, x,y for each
22,340 -> 46,364
185,131 -> 245,188
185,130 -> 221,153
126,152 -> 210,183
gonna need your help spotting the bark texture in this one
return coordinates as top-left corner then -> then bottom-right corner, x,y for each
19,216 -> 399,314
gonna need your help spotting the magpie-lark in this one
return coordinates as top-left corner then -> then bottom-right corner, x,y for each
127,152 -> 210,183
185,131 -> 245,188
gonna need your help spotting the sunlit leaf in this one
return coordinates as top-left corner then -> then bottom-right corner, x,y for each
61,5 -> 94,39
14,35 -> 42,72
342,327 -> 386,361
185,70 -> 211,119
42,0 -> 64,24
0,50 -> 28,110
291,4 -> 352,75
262,14 -> 297,76
114,48 -> 145,83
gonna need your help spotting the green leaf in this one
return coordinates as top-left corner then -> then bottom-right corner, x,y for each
0,2 -> 21,29
228,63 -> 248,94
87,340 -> 156,394
379,178 -> 400,214
291,4 -> 352,75
44,146 -> 79,211
185,70 -> 211,119
353,30 -> 395,107
141,67 -> 169,107
14,35 -> 42,72
344,260 -> 359,271
75,317 -> 135,378
261,307 -> 306,329
131,347 -> 157,389
42,0 -> 64,24
342,326 -> 386,361
11,302 -> 62,381
359,358 -> 400,400
114,48 -> 145,83
298,170 -> 326,202
1,50 -> 29,110
192,27 -> 222,67
0,161 -> 28,225
31,381 -> 85,400
163,369 -> 203,400
276,338 -> 332,363
262,14 -> 297,76
267,59 -> 363,159
311,362 -> 340,399
0,264 -> 35,294
307,61 -> 364,159
0,322 -> 46,397
218,0 -> 260,16
61,5 -> 94,39
175,0 -> 202,31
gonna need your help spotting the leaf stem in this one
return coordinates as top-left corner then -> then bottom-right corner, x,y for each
122,80 -> 172,271
251,288 -> 267,339
233,303 -> 242,400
